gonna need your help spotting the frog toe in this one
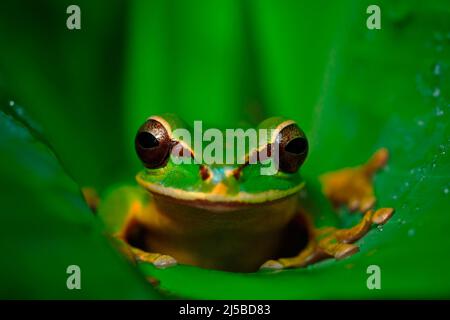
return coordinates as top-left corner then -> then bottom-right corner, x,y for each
153,255 -> 177,269
360,196 -> 376,212
371,207 -> 394,225
259,259 -> 284,270
332,243 -> 359,260
131,247 -> 177,268
320,148 -> 389,213
348,197 -> 361,212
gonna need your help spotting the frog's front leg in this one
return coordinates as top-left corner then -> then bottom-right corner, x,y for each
261,208 -> 393,269
319,148 -> 389,212
98,186 -> 177,269
119,218 -> 177,269
122,241 -> 177,269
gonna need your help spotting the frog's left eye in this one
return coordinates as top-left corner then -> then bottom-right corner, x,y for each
277,123 -> 308,173
135,119 -> 172,168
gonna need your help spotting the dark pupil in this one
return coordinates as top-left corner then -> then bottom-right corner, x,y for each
285,137 -> 307,154
137,132 -> 159,149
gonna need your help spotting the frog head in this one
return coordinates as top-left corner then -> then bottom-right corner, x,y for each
134,114 -> 308,207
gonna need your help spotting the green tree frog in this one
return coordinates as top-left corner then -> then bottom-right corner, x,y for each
97,114 -> 393,273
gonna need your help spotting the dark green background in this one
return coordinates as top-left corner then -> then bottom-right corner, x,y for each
0,0 -> 449,298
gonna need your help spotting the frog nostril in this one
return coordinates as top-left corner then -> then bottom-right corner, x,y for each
199,165 -> 211,180
232,168 -> 242,180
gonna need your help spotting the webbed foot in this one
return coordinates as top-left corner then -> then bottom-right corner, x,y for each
260,208 -> 393,270
319,148 -> 389,212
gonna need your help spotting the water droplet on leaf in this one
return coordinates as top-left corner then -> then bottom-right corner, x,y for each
432,88 -> 440,97
433,63 -> 441,75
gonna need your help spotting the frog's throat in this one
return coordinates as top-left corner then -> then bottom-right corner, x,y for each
136,174 -> 305,204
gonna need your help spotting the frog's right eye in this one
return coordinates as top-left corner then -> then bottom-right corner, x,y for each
135,118 -> 172,169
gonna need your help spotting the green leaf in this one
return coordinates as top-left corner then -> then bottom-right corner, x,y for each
0,104 -> 161,299
0,0 -> 131,191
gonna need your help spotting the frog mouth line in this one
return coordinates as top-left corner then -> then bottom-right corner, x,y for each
136,173 -> 305,205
